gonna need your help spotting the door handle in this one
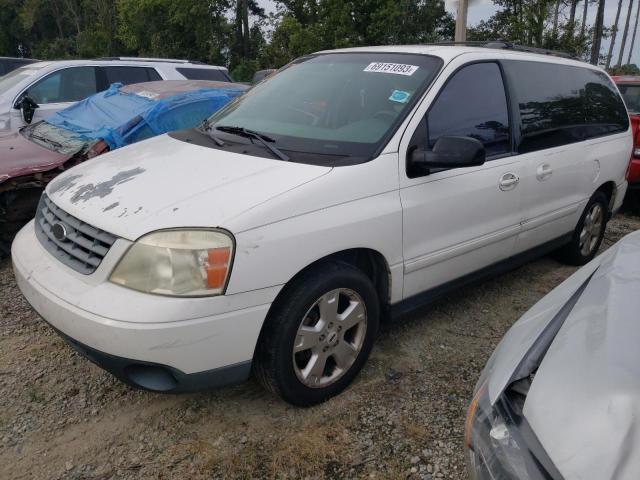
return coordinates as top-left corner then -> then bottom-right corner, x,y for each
536,163 -> 553,181
499,172 -> 520,191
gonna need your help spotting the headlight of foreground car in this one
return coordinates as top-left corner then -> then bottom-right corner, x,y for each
465,380 -> 547,480
110,229 -> 234,296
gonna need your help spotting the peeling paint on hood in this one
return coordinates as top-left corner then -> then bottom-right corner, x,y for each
46,134 -> 332,240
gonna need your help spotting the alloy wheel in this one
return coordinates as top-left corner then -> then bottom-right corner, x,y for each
579,203 -> 604,256
292,288 -> 367,388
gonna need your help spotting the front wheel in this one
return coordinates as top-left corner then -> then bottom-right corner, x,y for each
554,191 -> 608,266
254,261 -> 379,406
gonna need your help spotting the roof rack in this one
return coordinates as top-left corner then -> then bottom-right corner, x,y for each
428,41 -> 576,59
95,57 -> 206,64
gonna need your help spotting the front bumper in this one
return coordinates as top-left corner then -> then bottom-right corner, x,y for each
12,221 -> 277,392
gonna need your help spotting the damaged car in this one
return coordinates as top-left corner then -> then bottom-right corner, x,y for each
0,80 -> 246,255
11,44 -> 632,406
465,230 -> 640,479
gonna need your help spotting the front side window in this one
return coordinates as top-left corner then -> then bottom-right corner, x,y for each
426,62 -> 510,156
28,67 -> 97,104
205,53 -> 442,163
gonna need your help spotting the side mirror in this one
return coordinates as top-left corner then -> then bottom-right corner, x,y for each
409,136 -> 486,170
15,95 -> 39,124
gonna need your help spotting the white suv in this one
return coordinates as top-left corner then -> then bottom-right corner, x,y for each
0,58 -> 232,133
12,44 -> 632,406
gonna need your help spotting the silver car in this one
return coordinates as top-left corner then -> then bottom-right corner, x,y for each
466,230 -> 640,479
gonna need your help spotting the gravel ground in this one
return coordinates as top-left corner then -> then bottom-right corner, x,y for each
1,213 -> 639,480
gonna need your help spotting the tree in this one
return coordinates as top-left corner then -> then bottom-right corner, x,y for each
581,0 -> 590,38
607,0 -> 623,67
591,0 -> 606,64
617,0 -> 635,65
627,0 -> 640,63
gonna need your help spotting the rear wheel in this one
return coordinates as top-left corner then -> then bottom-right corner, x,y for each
554,191 -> 608,266
254,261 -> 379,406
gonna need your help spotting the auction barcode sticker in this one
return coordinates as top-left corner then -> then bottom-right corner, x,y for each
363,62 -> 419,76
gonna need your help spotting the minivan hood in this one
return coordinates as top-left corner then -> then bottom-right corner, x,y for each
46,133 -> 332,240
522,231 -> 640,480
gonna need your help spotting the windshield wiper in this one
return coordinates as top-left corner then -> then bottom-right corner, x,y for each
215,125 -> 290,161
199,121 -> 226,147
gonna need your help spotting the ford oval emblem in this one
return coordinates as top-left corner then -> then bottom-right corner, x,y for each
52,222 -> 68,241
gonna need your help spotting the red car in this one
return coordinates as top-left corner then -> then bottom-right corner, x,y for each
612,75 -> 640,212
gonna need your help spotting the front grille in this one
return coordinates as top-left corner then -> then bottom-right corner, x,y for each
35,195 -> 117,274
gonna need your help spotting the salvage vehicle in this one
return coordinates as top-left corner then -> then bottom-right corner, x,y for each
0,80 -> 246,255
613,75 -> 640,213
12,43 -> 632,406
0,57 -> 37,76
0,58 -> 233,134
465,230 -> 640,479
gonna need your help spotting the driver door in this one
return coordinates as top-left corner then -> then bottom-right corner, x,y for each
399,60 -> 525,299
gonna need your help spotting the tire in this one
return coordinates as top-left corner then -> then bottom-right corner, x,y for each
554,191 -> 608,266
254,261 -> 380,406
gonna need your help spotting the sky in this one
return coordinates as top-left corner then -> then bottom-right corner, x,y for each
257,0 -> 640,66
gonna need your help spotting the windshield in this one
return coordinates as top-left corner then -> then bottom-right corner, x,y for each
206,53 -> 442,162
21,121 -> 91,155
618,84 -> 640,114
0,65 -> 45,93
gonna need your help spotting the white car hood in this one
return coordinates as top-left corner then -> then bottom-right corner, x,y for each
46,134 -> 331,240
523,231 -> 640,480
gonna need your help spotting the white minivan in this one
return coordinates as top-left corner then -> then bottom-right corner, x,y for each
12,44 -> 632,406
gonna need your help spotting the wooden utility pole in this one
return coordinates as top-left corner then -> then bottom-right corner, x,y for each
455,0 -> 469,42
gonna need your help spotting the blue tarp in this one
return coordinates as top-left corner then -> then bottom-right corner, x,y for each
45,83 -> 244,150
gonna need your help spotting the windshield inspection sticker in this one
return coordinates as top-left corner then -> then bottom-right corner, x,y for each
389,90 -> 411,103
364,62 -> 419,76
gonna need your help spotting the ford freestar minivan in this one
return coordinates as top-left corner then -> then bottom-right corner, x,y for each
12,44 -> 632,406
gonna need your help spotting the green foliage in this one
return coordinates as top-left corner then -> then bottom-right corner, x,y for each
468,0 -> 595,61
609,63 -> 640,74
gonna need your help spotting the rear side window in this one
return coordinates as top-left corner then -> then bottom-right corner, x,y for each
504,61 -> 628,153
176,68 -> 231,82
28,67 -> 98,104
424,62 -> 511,156
102,66 -> 161,86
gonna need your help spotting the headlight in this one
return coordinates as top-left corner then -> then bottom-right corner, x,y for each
110,229 -> 234,297
465,380 -> 544,480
